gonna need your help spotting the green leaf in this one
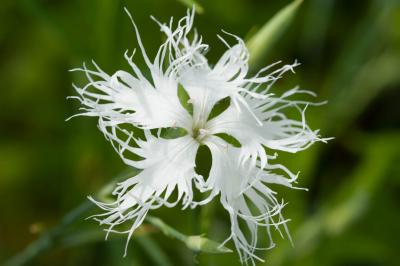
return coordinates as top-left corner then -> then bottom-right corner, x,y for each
247,0 -> 303,69
178,84 -> 194,116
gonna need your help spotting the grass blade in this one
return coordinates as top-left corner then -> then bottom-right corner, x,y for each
247,0 -> 303,69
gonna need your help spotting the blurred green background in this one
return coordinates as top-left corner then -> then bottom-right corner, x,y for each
1,0 -> 400,265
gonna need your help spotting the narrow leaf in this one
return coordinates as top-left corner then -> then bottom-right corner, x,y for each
247,0 -> 303,68
135,236 -> 174,266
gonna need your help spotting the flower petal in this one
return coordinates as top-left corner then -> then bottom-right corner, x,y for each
90,123 -> 201,255
71,9 -> 200,131
154,13 -> 253,126
71,55 -> 192,130
199,136 -> 297,264
179,38 -> 250,125
206,88 -> 327,169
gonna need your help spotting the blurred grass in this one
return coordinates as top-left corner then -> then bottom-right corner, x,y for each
1,0 -> 399,266
247,0 -> 303,69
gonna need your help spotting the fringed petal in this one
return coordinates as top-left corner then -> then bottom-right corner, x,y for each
201,136 -> 299,265
90,123 -> 200,254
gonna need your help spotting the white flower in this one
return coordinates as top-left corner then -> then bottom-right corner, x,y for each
70,8 -> 329,265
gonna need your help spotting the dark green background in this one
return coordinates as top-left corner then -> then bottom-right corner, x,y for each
1,0 -> 399,265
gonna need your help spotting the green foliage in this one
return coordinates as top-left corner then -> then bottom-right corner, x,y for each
247,0 -> 303,69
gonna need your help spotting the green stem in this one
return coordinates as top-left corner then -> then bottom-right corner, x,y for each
146,215 -> 187,243
145,215 -> 232,255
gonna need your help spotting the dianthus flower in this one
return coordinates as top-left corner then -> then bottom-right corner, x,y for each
70,8 -> 328,264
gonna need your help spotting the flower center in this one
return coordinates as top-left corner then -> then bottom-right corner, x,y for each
192,126 -> 208,142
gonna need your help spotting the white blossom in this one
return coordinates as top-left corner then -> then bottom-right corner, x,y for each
70,8 -> 329,265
